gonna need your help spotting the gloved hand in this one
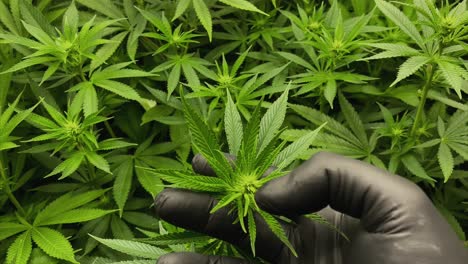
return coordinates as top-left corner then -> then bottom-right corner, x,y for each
154,152 -> 468,264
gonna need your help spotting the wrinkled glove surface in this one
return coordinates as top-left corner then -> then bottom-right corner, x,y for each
155,152 -> 468,264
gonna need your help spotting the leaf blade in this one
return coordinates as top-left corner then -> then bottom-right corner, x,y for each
274,124 -> 325,170
94,79 -> 142,101
401,154 -> 435,182
192,0 -> 212,41
31,227 -> 77,263
113,160 -> 134,216
91,235 -> 168,258
391,56 -> 431,86
375,0 -> 425,49
225,93 -> 243,155
36,209 -> 113,226
218,0 -> 266,15
258,90 -> 288,154
438,143 -> 454,182
6,231 -> 32,264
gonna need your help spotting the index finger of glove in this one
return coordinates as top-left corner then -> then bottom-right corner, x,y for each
154,188 -> 285,261
192,153 -> 235,176
255,151 -> 432,232
157,252 -> 248,264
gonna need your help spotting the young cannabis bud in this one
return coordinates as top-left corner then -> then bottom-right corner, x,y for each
64,120 -> 82,139
147,88 -> 325,257
236,174 -> 262,194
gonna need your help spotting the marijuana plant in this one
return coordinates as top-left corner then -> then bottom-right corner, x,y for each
0,0 -> 466,262
143,88 -> 325,257
367,0 -> 468,135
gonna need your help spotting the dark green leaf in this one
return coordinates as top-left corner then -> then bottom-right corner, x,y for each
113,160 -> 134,216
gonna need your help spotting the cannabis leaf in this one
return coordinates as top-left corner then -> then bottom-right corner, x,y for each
401,154 -> 435,183
31,227 -> 77,263
0,93 -> 38,151
375,0 -> 425,49
109,134 -> 184,215
34,190 -> 112,225
152,54 -> 212,98
6,231 -> 32,264
138,8 -> 199,55
287,94 -> 382,167
2,190 -> 112,263
145,231 -> 210,246
91,235 -> 168,259
171,0 -> 267,41
70,62 -> 153,116
425,110 -> 468,182
225,92 -> 243,156
258,88 -> 288,153
192,0 -> 212,41
392,56 -> 432,86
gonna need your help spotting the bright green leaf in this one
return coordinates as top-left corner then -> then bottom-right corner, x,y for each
86,152 -> 111,174
192,0 -> 212,41
375,0 -> 425,49
438,143 -> 454,182
31,227 -> 77,263
94,79 -> 142,101
218,0 -> 267,15
225,93 -> 243,155
0,223 -> 28,240
391,56 -> 431,86
6,231 -> 32,264
173,0 -> 192,21
90,235 -> 168,258
36,209 -> 113,226
401,154 -> 435,182
258,89 -> 288,153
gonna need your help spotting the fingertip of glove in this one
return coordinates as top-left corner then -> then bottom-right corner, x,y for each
192,153 -> 208,169
255,182 -> 279,214
154,189 -> 192,220
156,253 -> 188,264
156,253 -> 172,264
154,188 -> 170,218
191,153 -> 204,168
157,252 -> 208,264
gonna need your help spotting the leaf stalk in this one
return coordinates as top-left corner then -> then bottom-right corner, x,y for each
411,63 -> 434,137
0,159 -> 26,216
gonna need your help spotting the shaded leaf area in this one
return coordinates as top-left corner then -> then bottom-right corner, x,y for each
0,0 -> 466,263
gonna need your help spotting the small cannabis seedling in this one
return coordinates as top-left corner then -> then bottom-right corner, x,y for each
147,89 -> 325,256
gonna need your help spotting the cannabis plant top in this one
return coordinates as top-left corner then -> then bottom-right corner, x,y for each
143,88 -> 324,257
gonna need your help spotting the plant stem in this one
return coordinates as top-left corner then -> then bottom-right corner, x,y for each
0,159 -> 26,216
105,120 -> 117,138
411,64 -> 434,137
79,65 -> 87,82
86,160 -> 97,180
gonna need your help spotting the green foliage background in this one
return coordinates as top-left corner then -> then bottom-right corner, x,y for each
0,0 -> 466,262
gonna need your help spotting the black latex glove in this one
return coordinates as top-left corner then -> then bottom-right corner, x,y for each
154,152 -> 468,264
